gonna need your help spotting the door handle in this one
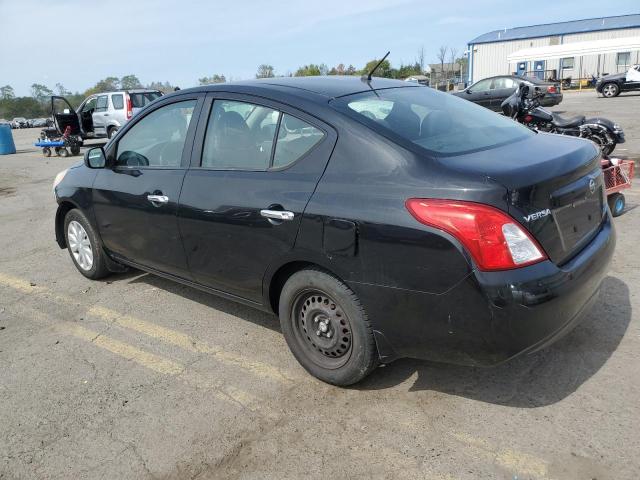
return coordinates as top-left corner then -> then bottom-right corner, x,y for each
260,209 -> 294,221
147,194 -> 169,205
104,113 -> 109,116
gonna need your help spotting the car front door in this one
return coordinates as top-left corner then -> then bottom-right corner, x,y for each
92,94 -> 109,138
464,78 -> 493,108
490,77 -> 517,111
178,94 -> 337,303
78,96 -> 97,136
92,95 -> 203,278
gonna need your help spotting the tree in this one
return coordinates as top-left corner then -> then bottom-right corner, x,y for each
31,83 -> 53,101
55,83 -> 70,96
416,46 -> 425,73
361,58 -> 392,78
0,85 -> 15,100
256,64 -> 275,79
85,77 -> 120,96
346,65 -> 357,75
146,81 -> 178,93
436,46 -> 448,84
294,64 -> 323,76
120,74 -> 143,89
198,74 -> 226,85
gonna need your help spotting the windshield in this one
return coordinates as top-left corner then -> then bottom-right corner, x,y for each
332,86 -> 533,156
130,91 -> 162,108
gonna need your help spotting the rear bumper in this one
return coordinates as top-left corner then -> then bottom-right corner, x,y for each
353,214 -> 616,366
540,93 -> 563,106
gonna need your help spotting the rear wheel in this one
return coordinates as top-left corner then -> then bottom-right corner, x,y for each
107,127 -> 118,139
279,269 -> 378,386
64,209 -> 111,279
608,193 -> 625,217
42,147 -> 51,157
601,83 -> 619,98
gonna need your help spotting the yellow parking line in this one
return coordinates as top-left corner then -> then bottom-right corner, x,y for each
87,305 -> 294,384
0,272 -> 295,384
61,323 -> 184,375
450,431 -> 548,478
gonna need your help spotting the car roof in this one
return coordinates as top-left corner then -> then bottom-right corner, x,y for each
170,76 -> 416,102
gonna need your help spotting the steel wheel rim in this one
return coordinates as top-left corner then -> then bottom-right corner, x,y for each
615,197 -> 624,213
291,290 -> 353,369
67,220 -> 93,271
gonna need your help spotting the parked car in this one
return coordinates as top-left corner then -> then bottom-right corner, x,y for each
596,65 -> 640,97
53,77 -> 614,386
11,117 -> 28,128
30,118 -> 49,128
54,89 -> 163,140
453,75 -> 563,111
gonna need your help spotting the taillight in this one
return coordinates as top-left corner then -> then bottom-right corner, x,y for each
125,93 -> 133,119
405,199 -> 547,271
547,85 -> 557,94
524,115 -> 533,123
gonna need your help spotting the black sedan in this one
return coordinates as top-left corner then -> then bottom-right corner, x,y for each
453,75 -> 563,111
596,65 -> 640,97
53,77 -> 614,385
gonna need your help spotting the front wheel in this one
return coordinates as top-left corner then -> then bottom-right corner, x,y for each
601,83 -> 619,98
279,269 -> 379,386
64,209 -> 111,279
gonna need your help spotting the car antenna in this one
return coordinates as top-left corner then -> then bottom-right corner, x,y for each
361,51 -> 390,82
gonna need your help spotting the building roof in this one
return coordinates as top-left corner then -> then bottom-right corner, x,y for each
469,14 -> 640,45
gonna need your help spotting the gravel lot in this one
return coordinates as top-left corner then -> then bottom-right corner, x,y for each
1,92 -> 639,480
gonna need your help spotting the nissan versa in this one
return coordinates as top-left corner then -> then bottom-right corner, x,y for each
52,77 -> 615,386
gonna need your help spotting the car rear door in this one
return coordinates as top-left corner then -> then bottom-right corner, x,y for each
92,94 -> 109,137
178,93 -> 337,303
92,94 -> 204,278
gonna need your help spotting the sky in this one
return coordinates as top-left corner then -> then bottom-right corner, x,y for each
0,0 -> 638,96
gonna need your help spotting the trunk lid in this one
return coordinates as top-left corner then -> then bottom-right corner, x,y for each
439,133 -> 605,265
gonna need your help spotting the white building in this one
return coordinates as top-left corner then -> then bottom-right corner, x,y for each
467,14 -> 640,84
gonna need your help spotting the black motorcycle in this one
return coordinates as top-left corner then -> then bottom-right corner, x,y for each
501,84 -> 624,156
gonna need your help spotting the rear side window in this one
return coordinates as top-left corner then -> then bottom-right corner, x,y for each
333,87 -> 533,156
111,94 -> 124,110
273,114 -> 323,168
202,100 -> 278,170
95,95 -> 108,112
201,100 -> 325,170
130,91 -> 162,108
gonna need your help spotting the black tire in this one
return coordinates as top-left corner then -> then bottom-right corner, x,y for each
601,141 -> 616,157
608,193 -> 625,217
601,82 -> 620,98
107,127 -> 118,139
279,269 -> 378,386
43,147 -> 51,157
59,148 -> 69,158
63,209 -> 111,280
70,145 -> 80,156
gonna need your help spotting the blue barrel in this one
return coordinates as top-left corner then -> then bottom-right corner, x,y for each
0,124 -> 16,155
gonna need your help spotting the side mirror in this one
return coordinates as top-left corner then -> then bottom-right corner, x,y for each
85,147 -> 106,169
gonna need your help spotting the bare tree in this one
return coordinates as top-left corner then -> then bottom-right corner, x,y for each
436,46 -> 448,85
449,47 -> 458,89
417,46 -> 425,73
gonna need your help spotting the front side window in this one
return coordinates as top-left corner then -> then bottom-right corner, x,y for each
333,86 -> 533,156
470,79 -> 492,92
81,97 -> 97,112
116,100 -> 196,167
111,94 -> 124,110
95,95 -> 108,112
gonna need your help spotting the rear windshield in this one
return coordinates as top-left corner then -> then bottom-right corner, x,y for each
332,86 -> 533,156
129,91 -> 162,108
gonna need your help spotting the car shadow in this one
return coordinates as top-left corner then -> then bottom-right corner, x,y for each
355,276 -> 631,407
125,271 -> 281,333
